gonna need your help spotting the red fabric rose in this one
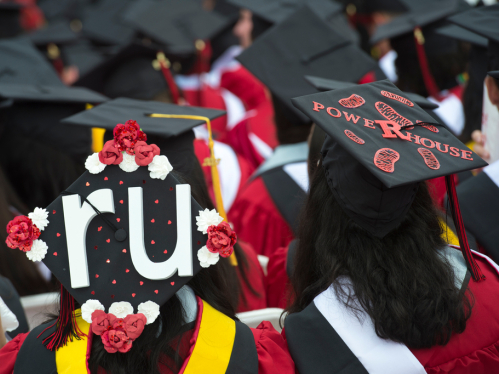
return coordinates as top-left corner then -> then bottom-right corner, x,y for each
124,313 -> 147,340
113,120 -> 147,155
5,216 -> 40,252
206,222 -> 237,258
134,141 -> 160,166
91,310 -> 112,335
101,330 -> 132,353
98,140 -> 123,165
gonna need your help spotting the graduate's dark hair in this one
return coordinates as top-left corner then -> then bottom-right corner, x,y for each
84,170 -> 240,374
272,94 -> 313,145
286,160 -> 473,349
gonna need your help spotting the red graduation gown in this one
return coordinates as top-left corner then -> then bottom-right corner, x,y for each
266,245 -> 292,309
220,65 -> 268,111
0,297 -> 295,374
237,241 -> 267,313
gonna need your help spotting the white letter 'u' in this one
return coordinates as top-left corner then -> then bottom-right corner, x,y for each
128,186 -> 193,280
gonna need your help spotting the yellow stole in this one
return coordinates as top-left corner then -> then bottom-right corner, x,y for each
55,311 -> 91,374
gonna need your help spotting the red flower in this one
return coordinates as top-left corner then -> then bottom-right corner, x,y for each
5,216 -> 40,252
91,310 -> 112,335
134,141 -> 160,166
206,222 -> 237,258
113,120 -> 147,155
98,140 -> 123,165
124,313 -> 147,340
101,329 -> 132,353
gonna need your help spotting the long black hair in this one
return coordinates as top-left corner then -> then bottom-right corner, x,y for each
286,160 -> 473,349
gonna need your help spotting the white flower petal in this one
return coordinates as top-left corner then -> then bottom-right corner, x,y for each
148,155 -> 173,180
137,301 -> 160,325
119,153 -> 140,173
85,153 -> 106,174
109,301 -> 134,318
28,207 -> 49,231
81,299 -> 105,323
25,240 -> 48,262
195,208 -> 223,234
197,246 -> 219,268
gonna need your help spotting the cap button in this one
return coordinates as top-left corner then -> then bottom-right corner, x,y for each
115,229 -> 127,242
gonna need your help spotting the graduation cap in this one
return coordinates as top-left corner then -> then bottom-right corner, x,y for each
121,0 -> 230,55
61,98 -> 226,175
61,39 -> 105,77
28,21 -> 80,47
237,5 -> 377,125
0,83 -> 107,163
291,79 -> 487,281
0,2 -> 22,38
4,116 -> 237,351
226,0 -> 343,25
447,3 -> 499,70
304,75 -> 440,110
0,37 -> 62,85
435,24 -> 488,47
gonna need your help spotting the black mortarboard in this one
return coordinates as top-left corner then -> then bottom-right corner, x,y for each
370,0 -> 470,45
292,79 -> 488,280
61,98 -> 225,174
237,5 -> 377,125
435,24 -> 488,47
61,40 -> 105,77
226,0 -> 343,24
0,37 -> 62,85
80,0 -> 136,46
121,0 -> 229,55
0,83 -> 106,162
37,0 -> 93,22
304,75 -> 440,110
0,2 -> 22,38
28,21 -> 80,47
448,3 -> 499,69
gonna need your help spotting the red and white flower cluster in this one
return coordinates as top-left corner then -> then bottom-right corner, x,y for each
5,207 -> 49,262
81,299 -> 160,354
195,209 -> 237,268
85,120 -> 173,180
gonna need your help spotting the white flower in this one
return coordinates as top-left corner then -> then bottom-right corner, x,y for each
81,299 -> 105,323
119,153 -> 140,173
197,246 -> 219,268
137,301 -> 160,325
25,240 -> 48,262
28,207 -> 49,231
148,155 -> 173,180
85,153 -> 106,174
109,301 -> 134,318
196,209 -> 223,234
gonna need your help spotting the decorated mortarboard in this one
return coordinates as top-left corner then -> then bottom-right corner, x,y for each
226,0 -> 343,24
4,118 -> 238,352
0,37 -> 62,85
304,75 -> 440,110
291,79 -> 487,282
237,5 -> 377,125
121,0 -> 229,55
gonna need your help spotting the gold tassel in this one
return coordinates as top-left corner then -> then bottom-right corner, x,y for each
149,113 -> 238,266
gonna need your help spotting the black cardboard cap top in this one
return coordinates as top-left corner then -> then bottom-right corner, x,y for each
447,3 -> 499,44
226,0 -> 343,24
0,37 -> 62,85
0,83 -> 108,104
236,5 -> 377,124
370,0 -> 469,44
291,79 -> 487,189
122,0 -> 229,54
304,75 -> 440,110
61,97 -> 226,137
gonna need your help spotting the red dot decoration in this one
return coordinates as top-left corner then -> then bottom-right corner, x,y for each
112,280 -> 116,284
106,259 -> 110,263
151,240 -> 155,244
169,187 -> 173,191
170,282 -> 175,286
116,218 -> 120,222
197,241 -> 201,245
86,182 -> 90,186
155,199 -> 159,204
164,250 -> 168,254
95,246 -> 98,250
151,219 -> 155,223
53,252 -> 57,256
98,226 -> 102,231
140,281 -> 144,286
168,220 -> 172,225
111,295 -> 115,299
91,291 -> 95,295
52,210 -> 56,214
122,249 -> 127,253
120,200 -> 123,204
143,180 -> 146,184
95,274 -> 99,278
119,181 -> 124,185
154,290 -> 158,294
126,269 -> 130,273
132,293 -> 136,297
106,239 -> 110,243
57,233 -> 61,237
104,177 -> 108,181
